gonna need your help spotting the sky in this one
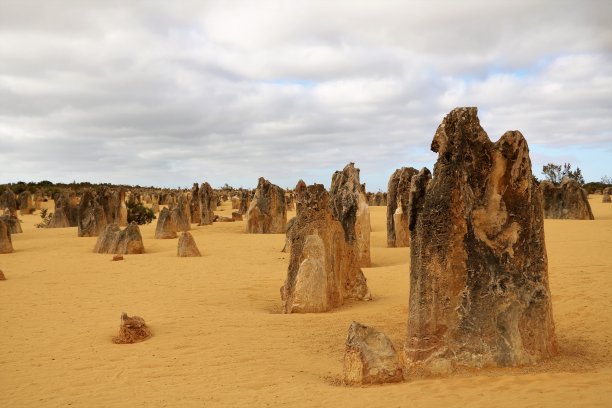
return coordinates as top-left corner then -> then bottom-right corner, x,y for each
1,0 -> 611,191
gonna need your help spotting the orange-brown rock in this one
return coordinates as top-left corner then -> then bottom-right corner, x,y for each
343,321 -> 403,385
0,269 -> 5,280
231,212 -> 243,221
112,313 -> 152,344
387,167 -> 418,247
199,182 -> 215,226
94,222 -> 145,254
112,255 -> 124,261
0,219 -> 13,254
405,107 -> 558,374
330,163 -> 371,267
280,184 -> 370,313
295,179 -> 307,215
77,190 -> 107,237
246,178 -> 287,234
18,191 -> 35,214
540,178 -> 594,220
0,215 -> 22,234
155,208 -> 177,239
0,187 -> 17,215
601,187 -> 611,203
177,232 -> 202,257
170,195 -> 191,232
190,183 -> 201,224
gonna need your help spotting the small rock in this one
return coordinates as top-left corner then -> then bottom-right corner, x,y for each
343,321 -> 403,385
112,255 -> 124,261
112,312 -> 152,344
0,269 -> 6,280
177,232 -> 201,257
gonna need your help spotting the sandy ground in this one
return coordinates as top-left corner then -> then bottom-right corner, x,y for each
1,196 -> 611,407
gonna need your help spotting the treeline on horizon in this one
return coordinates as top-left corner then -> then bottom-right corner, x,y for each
2,178 -> 611,196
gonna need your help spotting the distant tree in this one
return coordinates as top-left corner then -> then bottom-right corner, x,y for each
602,175 -> 612,184
542,162 -> 584,185
127,202 -> 156,225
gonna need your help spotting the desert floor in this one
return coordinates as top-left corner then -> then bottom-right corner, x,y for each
1,197 -> 611,407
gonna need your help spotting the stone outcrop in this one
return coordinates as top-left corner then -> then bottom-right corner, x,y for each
48,191 -> 78,228
190,183 -> 201,224
170,195 -> 191,232
94,222 -> 145,254
154,208 -> 177,239
0,219 -> 13,254
0,188 -> 17,215
343,321 -> 403,385
405,107 -> 558,373
19,191 -> 35,214
246,178 -> 287,234
77,190 -> 107,237
0,269 -> 5,280
330,163 -> 371,267
231,211 -> 243,221
540,178 -> 594,220
112,313 -> 152,344
116,189 -> 128,226
601,187 -> 611,203
199,182 -> 215,226
0,215 -> 22,234
280,184 -> 370,313
387,167 -> 418,247
239,190 -> 250,215
177,232 -> 201,257
294,179 -> 307,216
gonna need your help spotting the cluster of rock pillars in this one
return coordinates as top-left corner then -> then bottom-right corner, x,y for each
1,107 -> 607,385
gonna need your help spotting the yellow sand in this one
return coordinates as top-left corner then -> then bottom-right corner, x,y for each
1,197 -> 611,407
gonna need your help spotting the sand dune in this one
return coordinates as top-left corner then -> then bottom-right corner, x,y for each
1,197 -> 611,407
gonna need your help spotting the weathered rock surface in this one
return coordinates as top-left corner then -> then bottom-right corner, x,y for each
199,182 -> 215,226
0,188 -> 17,215
601,187 -> 611,203
246,178 -> 287,234
190,183 -> 201,224
0,219 -> 13,254
231,195 -> 240,210
343,321 -> 404,385
94,222 -> 145,254
294,179 -> 307,216
0,269 -> 5,280
405,107 -> 558,373
170,195 -> 191,232
19,191 -> 35,214
231,211 -> 243,221
77,190 -> 107,237
280,184 -> 370,313
387,167 -> 418,247
330,163 -> 371,267
155,208 -> 177,239
540,178 -> 594,220
177,232 -> 202,257
112,313 -> 152,344
0,215 -> 22,234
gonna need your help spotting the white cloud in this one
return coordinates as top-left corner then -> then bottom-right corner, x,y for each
0,0 -> 611,189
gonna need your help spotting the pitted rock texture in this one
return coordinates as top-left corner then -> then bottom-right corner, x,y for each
177,232 -> 201,257
330,163 -> 371,267
199,182 -> 215,226
295,179 -> 307,216
246,178 -> 287,234
170,194 -> 191,232
0,215 -> 22,234
155,208 -> 178,239
540,178 -> 594,220
280,184 -> 370,313
343,321 -> 403,385
77,190 -> 108,237
0,219 -> 13,254
190,183 -> 201,224
0,188 -> 17,215
19,191 -> 35,214
112,313 -> 152,344
94,222 -> 145,255
405,107 -> 558,374
387,167 -> 418,247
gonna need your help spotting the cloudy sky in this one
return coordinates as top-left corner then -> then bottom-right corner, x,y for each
1,0 -> 611,190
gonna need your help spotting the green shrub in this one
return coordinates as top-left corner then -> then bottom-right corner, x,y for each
127,201 -> 156,225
